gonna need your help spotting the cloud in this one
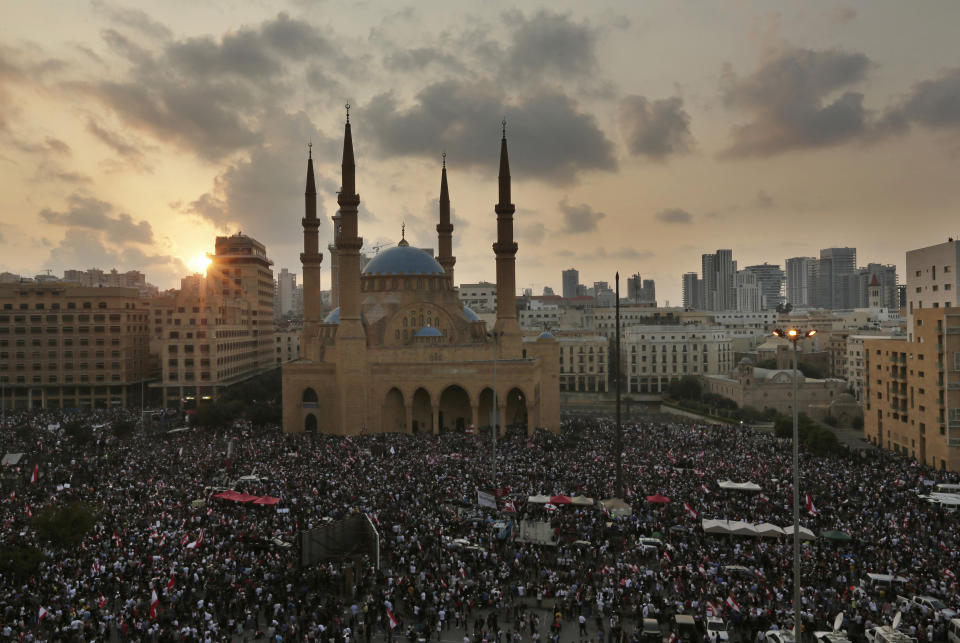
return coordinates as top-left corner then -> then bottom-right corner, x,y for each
618,95 -> 693,160
826,6 -> 857,23
754,190 -> 775,209
362,80 -> 616,183
95,3 -> 172,41
383,47 -> 467,74
85,13 -> 343,161
185,110 -> 338,247
43,229 -> 186,282
655,208 -> 693,224
39,193 -> 154,244
86,118 -> 152,170
720,46 -> 875,157
32,162 -> 91,184
501,10 -> 598,83
558,199 -> 605,233
899,67 -> 960,129
592,247 -> 654,261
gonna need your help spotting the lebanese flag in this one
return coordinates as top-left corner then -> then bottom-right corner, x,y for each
805,493 -> 819,516
683,502 -> 698,519
180,533 -> 189,547
98,594 -> 107,609
706,601 -> 719,617
185,529 -> 204,549
31,463 -> 39,484
38,606 -> 49,623
698,564 -> 707,575
667,632 -> 677,643
725,595 -> 741,612
663,550 -> 672,563
167,573 -> 175,592
701,484 -> 710,494
149,588 -> 159,619
387,609 -> 399,630
945,569 -> 956,581
25,504 -> 32,518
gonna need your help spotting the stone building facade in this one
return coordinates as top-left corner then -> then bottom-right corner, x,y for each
281,117 -> 560,435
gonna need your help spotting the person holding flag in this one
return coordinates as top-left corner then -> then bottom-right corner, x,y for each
149,587 -> 159,619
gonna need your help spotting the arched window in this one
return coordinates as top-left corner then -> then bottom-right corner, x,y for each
302,388 -> 319,408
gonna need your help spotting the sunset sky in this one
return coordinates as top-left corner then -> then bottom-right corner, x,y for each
2,1 -> 959,304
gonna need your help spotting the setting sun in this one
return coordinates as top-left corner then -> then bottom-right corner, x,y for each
187,254 -> 212,274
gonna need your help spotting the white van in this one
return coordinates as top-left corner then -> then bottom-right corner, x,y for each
947,618 -> 960,643
865,626 -> 917,643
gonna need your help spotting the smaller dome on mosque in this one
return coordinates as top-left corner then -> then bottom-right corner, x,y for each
414,326 -> 443,337
324,307 -> 340,323
463,306 -> 481,322
538,331 -> 555,339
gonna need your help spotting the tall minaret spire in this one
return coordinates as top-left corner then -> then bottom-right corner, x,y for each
335,104 -> 364,336
436,152 -> 456,280
493,120 -> 520,345
300,143 -> 323,352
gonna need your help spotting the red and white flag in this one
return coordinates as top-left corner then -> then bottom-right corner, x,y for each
180,533 -> 189,547
31,463 -> 39,484
167,573 -> 176,592
38,606 -> 49,623
758,494 -> 770,504
945,569 -> 956,581
503,500 -> 517,514
149,588 -> 159,619
725,595 -> 741,613
663,550 -> 672,563
667,632 -> 677,643
185,529 -> 204,549
683,502 -> 698,519
701,484 -> 710,494
706,601 -> 719,617
805,493 -> 819,516
387,609 -> 399,630
25,504 -> 32,518
98,594 -> 107,609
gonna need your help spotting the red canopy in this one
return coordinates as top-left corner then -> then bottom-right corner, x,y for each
213,490 -> 261,503
550,494 -> 573,505
646,494 -> 671,504
252,496 -> 281,506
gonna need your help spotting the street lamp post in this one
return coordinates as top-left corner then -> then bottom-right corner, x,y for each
615,272 -> 623,499
772,326 -> 817,637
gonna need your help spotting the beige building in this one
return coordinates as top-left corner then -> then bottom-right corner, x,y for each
863,239 -> 960,470
458,282 -> 498,313
0,282 -> 151,409
625,325 -> 733,393
906,238 -> 960,340
865,308 -> 960,470
554,333 -> 608,394
282,118 -> 560,435
847,334 -> 893,401
705,358 -> 847,418
275,325 -> 301,365
150,234 -> 276,408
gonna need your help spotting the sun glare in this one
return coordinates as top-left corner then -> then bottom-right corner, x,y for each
187,254 -> 212,274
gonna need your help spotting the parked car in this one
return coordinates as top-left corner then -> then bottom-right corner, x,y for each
706,617 -> 729,642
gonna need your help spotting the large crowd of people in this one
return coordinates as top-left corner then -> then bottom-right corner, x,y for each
1,408 -> 957,642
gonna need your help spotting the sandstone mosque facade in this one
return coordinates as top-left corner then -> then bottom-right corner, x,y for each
281,114 -> 560,435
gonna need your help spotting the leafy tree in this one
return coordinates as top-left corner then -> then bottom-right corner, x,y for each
112,418 -> 136,439
822,414 -> 838,427
33,502 -> 97,547
667,376 -> 702,401
851,415 -> 864,430
755,358 -> 778,370
62,419 -> 93,444
0,544 -> 42,580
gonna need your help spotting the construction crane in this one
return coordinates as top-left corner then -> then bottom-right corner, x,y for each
369,242 -> 393,255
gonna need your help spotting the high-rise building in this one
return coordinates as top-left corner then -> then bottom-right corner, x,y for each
864,238 -> 960,470
701,250 -> 736,311
905,238 -> 960,340
276,268 -> 297,318
682,272 -> 701,309
641,279 -> 656,305
785,257 -> 817,308
63,268 -> 158,298
207,233 -> 276,371
0,282 -> 151,409
562,269 -> 579,299
735,270 -> 762,312
816,247 -> 857,309
741,263 -> 784,310
627,273 -> 642,302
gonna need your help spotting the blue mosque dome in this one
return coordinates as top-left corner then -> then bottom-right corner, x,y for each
324,307 -> 340,323
362,245 -> 445,276
414,326 -> 443,337
463,306 -> 481,322
538,331 -> 555,339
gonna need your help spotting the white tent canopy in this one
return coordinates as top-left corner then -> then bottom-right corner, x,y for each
571,495 -> 594,506
717,480 -> 762,492
701,519 -> 813,539
527,494 -> 551,504
1,453 -> 24,466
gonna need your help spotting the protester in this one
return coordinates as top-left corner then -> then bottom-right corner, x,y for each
0,409 -> 956,642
